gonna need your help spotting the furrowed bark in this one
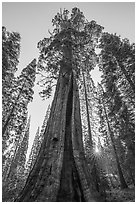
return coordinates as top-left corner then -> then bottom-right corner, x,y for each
16,69 -> 101,201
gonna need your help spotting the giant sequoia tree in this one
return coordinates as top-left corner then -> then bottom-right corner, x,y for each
16,8 -> 104,202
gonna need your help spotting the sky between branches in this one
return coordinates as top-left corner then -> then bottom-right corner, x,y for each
2,2 -> 135,153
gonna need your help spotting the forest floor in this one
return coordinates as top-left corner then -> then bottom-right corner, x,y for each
106,185 -> 135,202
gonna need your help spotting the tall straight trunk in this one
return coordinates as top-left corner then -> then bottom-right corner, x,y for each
2,81 -> 26,136
82,71 -> 93,146
99,89 -> 128,189
15,69 -> 101,202
82,71 -> 101,193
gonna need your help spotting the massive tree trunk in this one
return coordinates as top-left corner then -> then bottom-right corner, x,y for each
16,68 -> 101,202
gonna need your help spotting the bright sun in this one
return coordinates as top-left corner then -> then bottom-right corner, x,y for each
95,147 -> 100,154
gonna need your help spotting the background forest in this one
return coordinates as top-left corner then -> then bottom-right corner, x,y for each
2,5 -> 135,202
